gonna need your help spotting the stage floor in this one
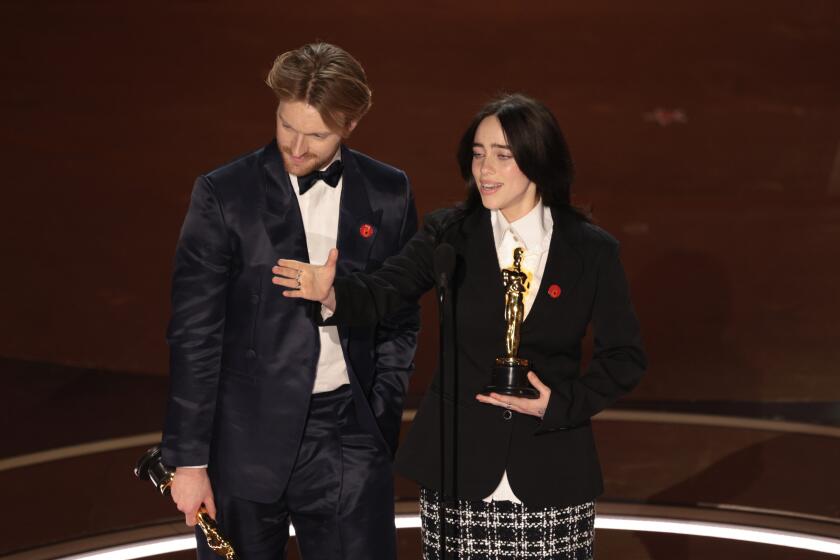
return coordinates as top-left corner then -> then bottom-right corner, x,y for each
2,359 -> 839,559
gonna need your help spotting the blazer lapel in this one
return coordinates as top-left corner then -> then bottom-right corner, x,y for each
335,146 -> 382,276
456,209 -> 507,351
522,208 -> 584,332
259,140 -> 310,263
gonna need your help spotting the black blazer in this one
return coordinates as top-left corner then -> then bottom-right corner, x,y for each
161,140 -> 419,503
328,205 -> 646,508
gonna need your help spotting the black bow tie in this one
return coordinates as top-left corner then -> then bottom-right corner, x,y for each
297,160 -> 343,195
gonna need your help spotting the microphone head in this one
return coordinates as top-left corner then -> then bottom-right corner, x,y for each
434,243 -> 456,285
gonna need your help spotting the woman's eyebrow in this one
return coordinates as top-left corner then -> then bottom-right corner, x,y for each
472,142 -> 511,149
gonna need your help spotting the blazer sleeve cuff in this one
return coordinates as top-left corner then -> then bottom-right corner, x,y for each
534,385 -> 571,434
317,278 -> 349,326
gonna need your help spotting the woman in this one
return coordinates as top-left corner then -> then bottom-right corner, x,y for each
273,94 -> 646,560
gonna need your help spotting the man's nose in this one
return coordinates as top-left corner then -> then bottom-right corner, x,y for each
291,134 -> 307,156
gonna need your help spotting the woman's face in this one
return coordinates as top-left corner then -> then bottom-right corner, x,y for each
471,116 -> 537,222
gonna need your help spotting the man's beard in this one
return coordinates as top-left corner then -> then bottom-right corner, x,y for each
280,147 -> 330,177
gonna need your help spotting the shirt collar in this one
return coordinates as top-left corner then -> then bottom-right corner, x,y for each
491,199 -> 552,252
323,148 -> 342,169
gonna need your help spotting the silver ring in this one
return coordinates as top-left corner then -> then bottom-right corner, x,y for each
296,270 -> 302,281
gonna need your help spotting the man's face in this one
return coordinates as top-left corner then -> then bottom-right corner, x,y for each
276,100 -> 350,176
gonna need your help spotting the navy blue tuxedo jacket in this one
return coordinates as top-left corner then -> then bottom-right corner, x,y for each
327,205 -> 646,508
161,140 -> 419,503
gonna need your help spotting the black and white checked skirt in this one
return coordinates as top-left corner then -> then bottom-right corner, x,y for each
419,487 -> 595,560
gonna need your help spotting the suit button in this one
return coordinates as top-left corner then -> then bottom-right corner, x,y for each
250,293 -> 260,304
246,349 -> 257,360
502,410 -> 513,421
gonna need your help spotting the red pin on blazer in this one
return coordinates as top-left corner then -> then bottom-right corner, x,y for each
547,284 -> 562,298
359,223 -> 375,238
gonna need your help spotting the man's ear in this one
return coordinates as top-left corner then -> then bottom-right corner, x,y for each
343,120 -> 359,137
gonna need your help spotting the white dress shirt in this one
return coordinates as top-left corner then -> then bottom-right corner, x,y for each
290,151 -> 350,394
484,200 -> 554,503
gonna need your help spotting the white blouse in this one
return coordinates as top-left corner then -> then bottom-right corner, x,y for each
484,200 -> 553,503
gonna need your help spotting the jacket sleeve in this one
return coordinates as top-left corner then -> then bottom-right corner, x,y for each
537,240 -> 647,432
325,209 -> 446,327
161,176 -> 232,466
368,178 -> 422,455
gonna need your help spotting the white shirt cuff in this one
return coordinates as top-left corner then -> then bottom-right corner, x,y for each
320,304 -> 335,320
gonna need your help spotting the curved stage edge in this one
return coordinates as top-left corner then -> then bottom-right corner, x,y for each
2,503 -> 840,560
2,407 -> 840,559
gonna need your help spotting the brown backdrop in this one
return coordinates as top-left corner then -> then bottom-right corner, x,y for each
1,0 -> 839,401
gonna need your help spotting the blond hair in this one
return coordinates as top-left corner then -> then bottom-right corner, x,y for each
266,43 -> 372,132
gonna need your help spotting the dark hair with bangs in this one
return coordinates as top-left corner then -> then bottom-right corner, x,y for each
457,93 -> 588,221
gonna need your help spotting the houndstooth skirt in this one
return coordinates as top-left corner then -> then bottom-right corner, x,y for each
419,487 -> 595,560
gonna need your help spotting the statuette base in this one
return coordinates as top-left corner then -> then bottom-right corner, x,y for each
482,357 -> 538,399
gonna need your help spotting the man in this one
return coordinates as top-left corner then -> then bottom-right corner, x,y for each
161,43 -> 419,560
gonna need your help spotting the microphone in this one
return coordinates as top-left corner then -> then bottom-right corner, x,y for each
434,243 -> 456,289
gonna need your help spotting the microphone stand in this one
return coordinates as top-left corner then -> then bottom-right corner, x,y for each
435,244 -> 457,559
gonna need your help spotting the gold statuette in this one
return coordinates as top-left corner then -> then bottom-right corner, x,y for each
502,247 -> 529,359
482,247 -> 539,399
196,511 -> 238,560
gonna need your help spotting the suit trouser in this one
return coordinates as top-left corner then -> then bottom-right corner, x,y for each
197,384 -> 396,560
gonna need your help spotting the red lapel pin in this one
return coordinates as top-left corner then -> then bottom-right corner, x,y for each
547,284 -> 562,298
359,224 -> 374,238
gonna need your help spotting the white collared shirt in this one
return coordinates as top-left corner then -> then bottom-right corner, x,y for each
290,151 -> 350,394
484,200 -> 553,503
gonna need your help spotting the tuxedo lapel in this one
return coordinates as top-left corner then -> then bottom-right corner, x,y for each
335,146 -> 382,276
259,140 -> 310,263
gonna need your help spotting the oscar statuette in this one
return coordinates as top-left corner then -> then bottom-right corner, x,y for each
482,247 -> 539,398
134,446 -> 239,560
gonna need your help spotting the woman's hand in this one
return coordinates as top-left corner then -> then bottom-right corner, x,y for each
272,248 -> 339,309
475,371 -> 551,419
